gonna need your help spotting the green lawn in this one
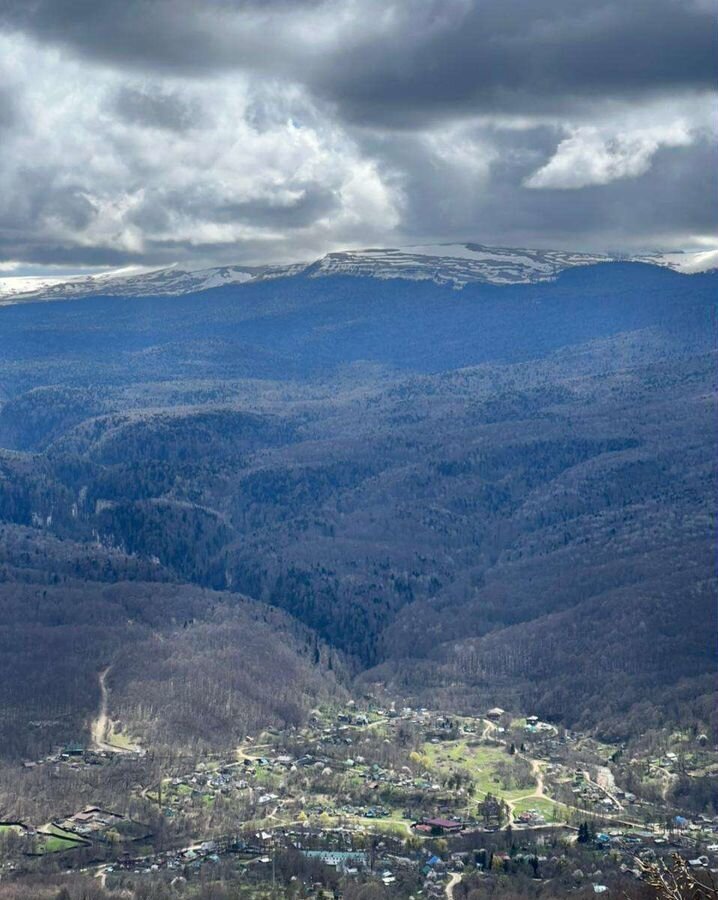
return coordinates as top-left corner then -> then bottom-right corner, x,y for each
42,835 -> 79,853
106,729 -> 137,751
37,825 -> 87,854
512,797 -> 558,819
423,741 -> 537,801
253,768 -> 282,788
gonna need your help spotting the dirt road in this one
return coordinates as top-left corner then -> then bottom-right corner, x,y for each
90,666 -> 139,754
445,872 -> 461,898
91,666 -> 111,749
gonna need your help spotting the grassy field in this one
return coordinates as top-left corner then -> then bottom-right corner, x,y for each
423,740 -> 536,801
106,728 -> 137,751
37,824 -> 88,854
512,797 -> 558,819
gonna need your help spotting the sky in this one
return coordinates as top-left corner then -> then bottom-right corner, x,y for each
0,0 -> 716,275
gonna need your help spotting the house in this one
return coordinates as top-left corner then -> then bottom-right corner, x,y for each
413,817 -> 465,835
486,708 -> 505,720
421,854 -> 443,876
62,744 -> 85,757
301,850 -> 368,872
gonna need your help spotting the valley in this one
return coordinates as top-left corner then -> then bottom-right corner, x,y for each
2,698 -> 718,898
0,257 -> 715,897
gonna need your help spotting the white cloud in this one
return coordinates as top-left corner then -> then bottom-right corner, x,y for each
0,9 -> 715,269
0,33 -> 402,267
524,122 -> 695,190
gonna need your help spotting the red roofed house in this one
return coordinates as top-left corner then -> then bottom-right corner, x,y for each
412,817 -> 465,835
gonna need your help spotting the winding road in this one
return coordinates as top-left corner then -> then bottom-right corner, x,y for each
445,872 -> 461,898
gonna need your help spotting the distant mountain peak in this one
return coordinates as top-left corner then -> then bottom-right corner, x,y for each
312,243 -> 611,286
1,243 -> 715,304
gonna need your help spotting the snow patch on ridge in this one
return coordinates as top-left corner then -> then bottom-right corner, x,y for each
1,243 -> 715,304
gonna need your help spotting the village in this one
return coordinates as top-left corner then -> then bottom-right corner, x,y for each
2,701 -> 717,897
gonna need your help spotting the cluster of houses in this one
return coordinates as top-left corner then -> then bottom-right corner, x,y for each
588,826 -> 718,881
2,806 -> 153,859
642,746 -> 716,780
105,836 -> 261,878
162,751 -> 313,811
57,806 -> 126,837
671,812 -> 718,834
11,696 -> 718,900
569,770 -> 622,812
524,716 -> 557,735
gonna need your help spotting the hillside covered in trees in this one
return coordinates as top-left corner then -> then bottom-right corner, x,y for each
0,262 -> 715,756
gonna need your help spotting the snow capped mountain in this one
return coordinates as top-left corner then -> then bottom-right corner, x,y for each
0,263 -> 300,304
311,243 -> 611,286
309,243 -> 718,286
1,243 -> 715,304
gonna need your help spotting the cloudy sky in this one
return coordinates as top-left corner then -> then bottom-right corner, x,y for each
1,0 -> 716,274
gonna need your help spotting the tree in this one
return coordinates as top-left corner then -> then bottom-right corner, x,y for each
478,792 -> 506,827
638,853 -> 718,900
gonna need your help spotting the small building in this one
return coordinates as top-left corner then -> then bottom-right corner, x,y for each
413,817 -> 465,835
62,744 -> 85,757
486,708 -> 505,720
301,850 -> 368,872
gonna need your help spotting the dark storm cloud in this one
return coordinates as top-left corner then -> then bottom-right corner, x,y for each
0,0 -> 321,75
0,0 -> 715,270
373,129 -> 718,249
0,236 -> 143,268
3,0 -> 715,122
311,0 -> 718,126
0,168 -> 96,234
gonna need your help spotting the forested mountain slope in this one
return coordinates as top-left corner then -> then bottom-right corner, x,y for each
0,261 -> 715,754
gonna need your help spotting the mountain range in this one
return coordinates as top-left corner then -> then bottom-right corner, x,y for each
0,248 -> 715,761
1,242 -> 717,303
